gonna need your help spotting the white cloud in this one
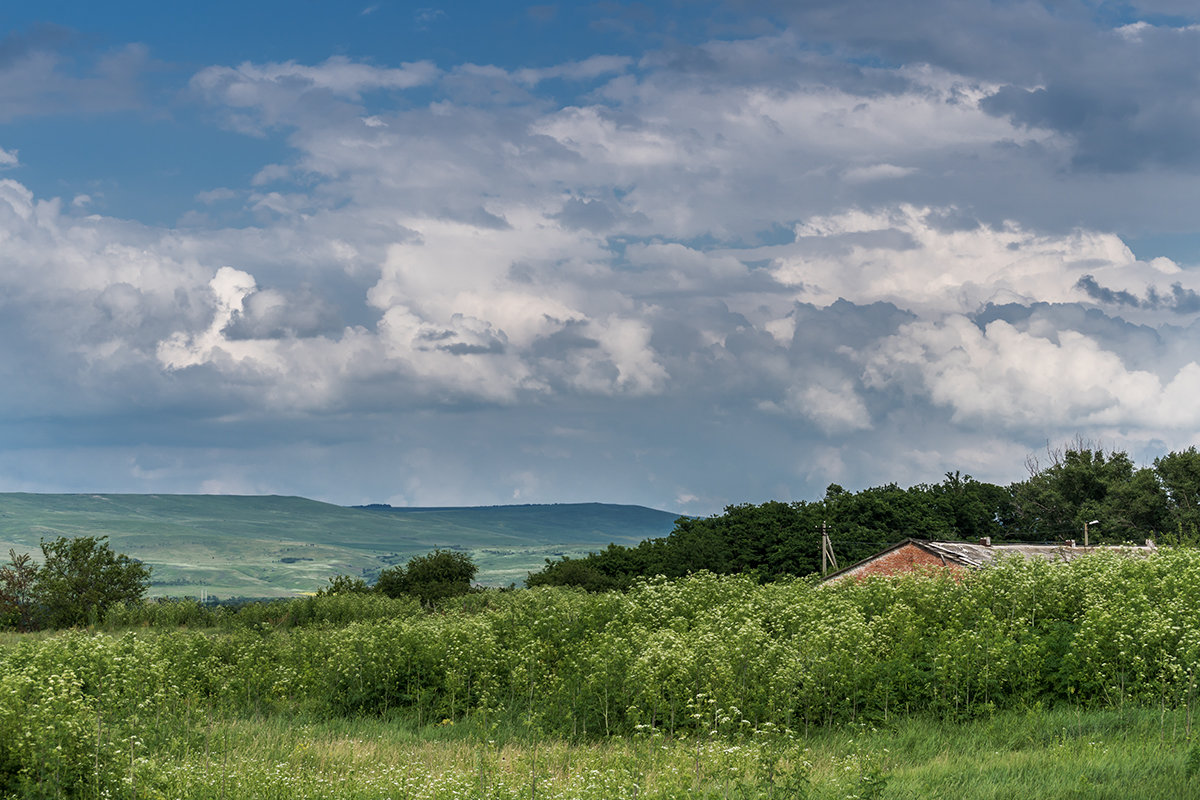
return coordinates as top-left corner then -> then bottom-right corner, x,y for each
190,56 -> 439,134
625,242 -> 749,291
196,188 -> 237,204
843,163 -> 916,183
515,55 -> 633,86
1115,21 -> 1154,40
532,105 -> 680,167
863,315 -> 1200,432
754,204 -> 1199,320
251,164 -> 291,185
10,29 -> 1200,509
1114,20 -> 1200,40
52,48 -> 1199,444
761,380 -> 872,434
193,56 -> 438,100
157,267 -> 261,370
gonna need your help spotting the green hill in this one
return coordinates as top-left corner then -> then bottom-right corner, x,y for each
0,494 -> 680,598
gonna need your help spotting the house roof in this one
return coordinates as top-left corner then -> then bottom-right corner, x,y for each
822,537 -> 1157,582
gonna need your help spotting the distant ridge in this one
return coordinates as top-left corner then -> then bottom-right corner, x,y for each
0,494 -> 680,597
358,502 -> 658,511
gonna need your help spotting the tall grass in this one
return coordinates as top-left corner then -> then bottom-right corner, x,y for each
100,591 -> 423,630
74,707 -> 1200,800
80,550 -> 1200,733
6,550 -> 1200,797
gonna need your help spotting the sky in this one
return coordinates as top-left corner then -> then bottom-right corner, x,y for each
1,1 -> 1200,514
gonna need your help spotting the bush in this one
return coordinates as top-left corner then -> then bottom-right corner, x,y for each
377,549 -> 477,607
317,574 -> 372,596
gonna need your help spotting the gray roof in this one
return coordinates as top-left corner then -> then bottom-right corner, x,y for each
824,538 -> 1157,582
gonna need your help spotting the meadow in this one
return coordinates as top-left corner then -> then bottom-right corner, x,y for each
5,548 -> 1200,797
8,706 -> 1186,800
0,495 -> 677,596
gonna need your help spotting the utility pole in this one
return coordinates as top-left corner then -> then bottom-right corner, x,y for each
1084,519 -> 1099,548
821,521 -> 826,575
821,522 -> 838,575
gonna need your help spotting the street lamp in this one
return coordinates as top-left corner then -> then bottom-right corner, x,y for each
1084,519 -> 1099,548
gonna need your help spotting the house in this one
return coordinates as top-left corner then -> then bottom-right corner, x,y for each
821,537 -> 1158,583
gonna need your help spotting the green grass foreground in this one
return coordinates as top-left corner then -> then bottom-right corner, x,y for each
45,707 -> 1200,800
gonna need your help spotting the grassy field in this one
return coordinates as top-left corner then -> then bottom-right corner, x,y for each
0,494 -> 679,597
7,557 -> 1200,799
93,706 -> 1199,799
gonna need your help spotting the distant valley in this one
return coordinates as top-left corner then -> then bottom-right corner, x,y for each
0,494 -> 681,598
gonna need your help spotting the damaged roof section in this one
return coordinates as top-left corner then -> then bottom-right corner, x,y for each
823,537 -> 1159,583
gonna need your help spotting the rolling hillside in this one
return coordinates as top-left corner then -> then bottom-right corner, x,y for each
0,494 -> 681,598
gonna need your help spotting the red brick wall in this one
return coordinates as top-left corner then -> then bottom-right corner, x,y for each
832,542 -> 966,582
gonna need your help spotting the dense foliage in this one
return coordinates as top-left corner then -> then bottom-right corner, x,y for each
376,548 -> 478,607
4,549 -> 1200,796
0,537 -> 150,631
8,446 -> 1200,796
0,551 -> 36,631
529,445 -> 1200,589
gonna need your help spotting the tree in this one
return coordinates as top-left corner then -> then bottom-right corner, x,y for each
376,549 -> 476,607
0,550 -> 38,631
35,536 -> 151,628
316,574 -> 372,596
925,471 -> 1016,541
374,563 -> 407,599
1154,447 -> 1200,543
525,557 -> 623,592
1010,444 -> 1170,542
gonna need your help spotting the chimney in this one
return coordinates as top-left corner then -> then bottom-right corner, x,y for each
978,537 -> 992,547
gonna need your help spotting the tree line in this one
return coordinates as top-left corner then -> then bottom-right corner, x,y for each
5,442 -> 1200,625
0,541 -> 479,632
527,444 -> 1200,590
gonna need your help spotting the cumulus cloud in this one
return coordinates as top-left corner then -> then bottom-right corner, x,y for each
157,267 -> 260,370
9,12 -> 1200,509
863,315 -> 1200,433
736,0 -> 1200,173
223,286 -> 343,340
749,205 -> 1200,322
761,380 -> 872,434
